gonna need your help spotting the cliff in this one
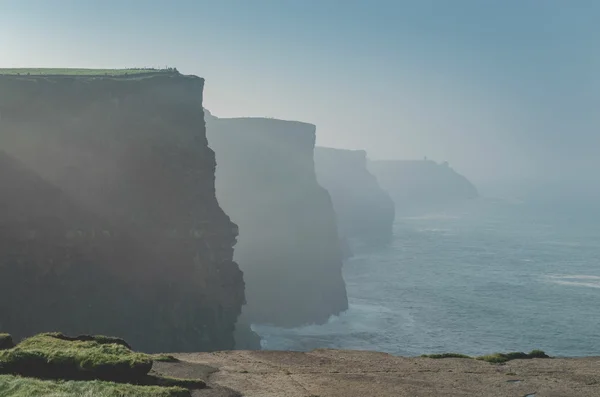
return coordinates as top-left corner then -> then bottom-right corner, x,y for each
205,112 -> 348,327
369,160 -> 478,216
0,71 -> 245,352
314,147 -> 395,247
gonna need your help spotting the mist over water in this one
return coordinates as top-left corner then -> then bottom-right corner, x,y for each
254,195 -> 600,357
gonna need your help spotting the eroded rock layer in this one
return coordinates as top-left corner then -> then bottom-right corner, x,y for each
314,147 -> 395,248
0,73 -> 244,352
206,113 -> 348,327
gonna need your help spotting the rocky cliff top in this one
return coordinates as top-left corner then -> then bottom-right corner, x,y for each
315,147 -> 367,164
169,349 -> 600,397
0,67 -> 183,77
205,112 -> 317,152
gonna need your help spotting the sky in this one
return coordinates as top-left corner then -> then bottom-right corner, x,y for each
1,0 -> 598,184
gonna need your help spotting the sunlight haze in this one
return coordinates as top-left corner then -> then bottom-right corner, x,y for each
2,0 -> 598,186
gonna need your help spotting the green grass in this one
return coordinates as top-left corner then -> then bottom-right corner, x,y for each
42,333 -> 131,350
0,68 -> 178,76
153,354 -> 180,363
477,350 -> 549,364
421,350 -> 550,364
0,333 -> 152,381
0,374 -> 189,397
0,332 -> 207,395
420,353 -> 471,359
0,335 -> 13,351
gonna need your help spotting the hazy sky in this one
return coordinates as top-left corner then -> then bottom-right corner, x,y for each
2,0 -> 598,183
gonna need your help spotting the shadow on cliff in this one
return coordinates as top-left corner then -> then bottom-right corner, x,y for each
0,73 -> 245,353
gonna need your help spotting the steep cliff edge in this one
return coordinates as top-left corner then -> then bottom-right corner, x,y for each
368,160 -> 478,216
0,71 -> 244,352
314,147 -> 395,247
205,112 -> 348,327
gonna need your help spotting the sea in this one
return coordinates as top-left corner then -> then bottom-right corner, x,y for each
253,194 -> 600,357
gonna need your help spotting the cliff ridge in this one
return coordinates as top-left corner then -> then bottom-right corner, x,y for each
0,72 -> 244,352
315,147 -> 395,248
206,111 -> 348,328
369,159 -> 478,216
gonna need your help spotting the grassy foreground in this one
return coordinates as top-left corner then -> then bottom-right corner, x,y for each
0,333 -> 204,397
0,375 -> 188,397
422,349 -> 550,363
0,333 -> 152,381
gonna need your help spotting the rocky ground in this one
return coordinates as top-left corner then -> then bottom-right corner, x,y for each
161,349 -> 600,397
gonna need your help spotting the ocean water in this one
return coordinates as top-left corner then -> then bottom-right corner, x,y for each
253,196 -> 600,357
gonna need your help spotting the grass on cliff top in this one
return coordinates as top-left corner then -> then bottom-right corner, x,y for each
420,353 -> 471,359
421,349 -> 550,364
153,354 -> 180,363
0,332 -> 205,396
0,67 -> 178,76
0,375 -> 189,397
477,350 -> 549,363
0,333 -> 153,381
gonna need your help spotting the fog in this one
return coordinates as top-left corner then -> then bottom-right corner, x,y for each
2,0 -> 599,192
3,2 -> 600,385
205,113 -> 348,327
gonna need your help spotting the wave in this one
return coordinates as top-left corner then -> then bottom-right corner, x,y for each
544,274 -> 600,289
253,302 -> 415,352
416,228 -> 455,235
480,196 -> 525,206
541,241 -> 583,247
402,214 -> 461,221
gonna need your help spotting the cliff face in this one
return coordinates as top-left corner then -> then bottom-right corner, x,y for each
368,160 -> 478,216
206,113 -> 348,327
0,73 -> 244,352
314,147 -> 395,247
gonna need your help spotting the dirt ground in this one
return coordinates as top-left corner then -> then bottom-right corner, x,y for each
151,349 -> 600,397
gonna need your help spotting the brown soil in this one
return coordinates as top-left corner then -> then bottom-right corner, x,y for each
153,349 -> 600,397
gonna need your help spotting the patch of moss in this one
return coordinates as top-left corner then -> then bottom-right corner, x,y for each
421,353 -> 471,359
0,374 -> 189,397
421,350 -> 550,364
43,332 -> 132,349
528,349 -> 550,358
0,334 -> 14,351
153,354 -> 180,363
0,333 -> 152,381
477,350 -> 550,364
0,332 -> 208,395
